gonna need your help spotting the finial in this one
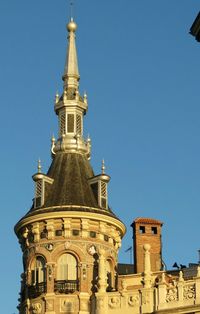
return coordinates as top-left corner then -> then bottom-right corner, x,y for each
179,270 -> 184,282
51,134 -> 55,143
37,159 -> 42,173
101,159 -> 105,174
67,1 -> 77,34
70,0 -> 74,21
55,91 -> 59,104
75,89 -> 79,100
63,90 -> 67,103
87,134 -> 91,142
84,91 -> 88,104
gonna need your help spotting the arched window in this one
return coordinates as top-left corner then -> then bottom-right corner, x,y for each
106,260 -> 113,291
55,253 -> 78,293
57,253 -> 77,280
31,256 -> 46,285
28,256 -> 46,298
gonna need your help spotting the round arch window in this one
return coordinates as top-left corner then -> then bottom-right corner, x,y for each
57,253 -> 77,281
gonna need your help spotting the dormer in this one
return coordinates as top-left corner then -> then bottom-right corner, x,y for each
32,161 -> 54,208
88,161 -> 110,209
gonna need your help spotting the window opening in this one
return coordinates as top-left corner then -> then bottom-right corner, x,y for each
151,227 -> 157,234
60,112 -> 66,136
76,114 -> 82,135
67,114 -> 74,133
139,226 -> 145,234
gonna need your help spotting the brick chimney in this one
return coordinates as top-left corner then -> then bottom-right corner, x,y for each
131,217 -> 163,273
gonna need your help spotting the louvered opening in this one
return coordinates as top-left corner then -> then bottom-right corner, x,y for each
67,114 -> 74,133
60,112 -> 66,136
34,180 -> 43,208
76,114 -> 82,135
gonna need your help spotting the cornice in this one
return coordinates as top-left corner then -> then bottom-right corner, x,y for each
15,208 -> 126,236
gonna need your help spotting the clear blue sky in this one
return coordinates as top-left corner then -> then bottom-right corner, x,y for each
0,1 -> 200,312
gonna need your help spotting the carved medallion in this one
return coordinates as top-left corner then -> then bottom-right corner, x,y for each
87,244 -> 97,256
44,243 -> 54,251
31,303 -> 42,314
64,241 -> 71,249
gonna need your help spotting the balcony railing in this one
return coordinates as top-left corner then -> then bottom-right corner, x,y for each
54,280 -> 79,294
28,282 -> 46,299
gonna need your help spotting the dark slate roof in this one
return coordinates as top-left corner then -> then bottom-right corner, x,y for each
190,11 -> 200,42
44,152 -> 97,208
25,152 -> 118,220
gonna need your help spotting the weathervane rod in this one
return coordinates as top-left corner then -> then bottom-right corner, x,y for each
70,0 -> 74,21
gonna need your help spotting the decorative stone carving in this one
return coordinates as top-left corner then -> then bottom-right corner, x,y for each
121,279 -> 127,291
108,296 -> 120,308
87,244 -> 97,255
142,293 -> 150,305
166,288 -> 178,302
61,299 -> 74,312
46,299 -> 54,311
97,298 -> 105,309
64,241 -> 71,249
47,263 -> 55,281
128,295 -> 139,307
183,284 -> 195,300
46,220 -> 55,239
31,303 -> 42,314
44,243 -> 54,251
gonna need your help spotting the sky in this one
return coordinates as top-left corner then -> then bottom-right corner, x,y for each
0,0 -> 200,312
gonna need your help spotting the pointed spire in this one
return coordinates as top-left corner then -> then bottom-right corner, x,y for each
63,18 -> 80,90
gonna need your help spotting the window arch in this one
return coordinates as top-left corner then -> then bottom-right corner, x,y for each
57,253 -> 77,281
55,253 -> 79,293
31,256 -> 46,285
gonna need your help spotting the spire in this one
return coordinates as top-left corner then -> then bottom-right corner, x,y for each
63,18 -> 80,90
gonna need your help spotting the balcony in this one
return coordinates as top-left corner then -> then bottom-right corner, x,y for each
54,280 -> 79,294
28,282 -> 46,298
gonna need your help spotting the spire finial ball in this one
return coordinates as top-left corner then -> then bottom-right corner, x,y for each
67,20 -> 77,32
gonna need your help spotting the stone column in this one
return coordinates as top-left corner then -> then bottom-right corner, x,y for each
98,248 -> 107,293
177,271 -> 184,302
141,244 -> 154,313
96,248 -> 108,314
143,244 -> 152,289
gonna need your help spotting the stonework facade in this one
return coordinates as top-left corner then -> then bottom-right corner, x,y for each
15,14 -> 200,314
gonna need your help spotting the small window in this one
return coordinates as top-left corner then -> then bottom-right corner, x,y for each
72,229 -> 79,236
104,235 -> 109,242
40,230 -> 47,239
139,226 -> 145,234
90,231 -> 96,238
56,230 -> 63,236
151,227 -> 157,235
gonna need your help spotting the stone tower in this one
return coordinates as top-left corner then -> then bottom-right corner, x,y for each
15,18 -> 126,314
131,217 -> 163,273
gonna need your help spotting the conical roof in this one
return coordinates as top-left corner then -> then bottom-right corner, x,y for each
45,152 -> 97,208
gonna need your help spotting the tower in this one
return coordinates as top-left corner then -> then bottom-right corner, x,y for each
131,217 -> 163,273
15,18 -> 126,314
